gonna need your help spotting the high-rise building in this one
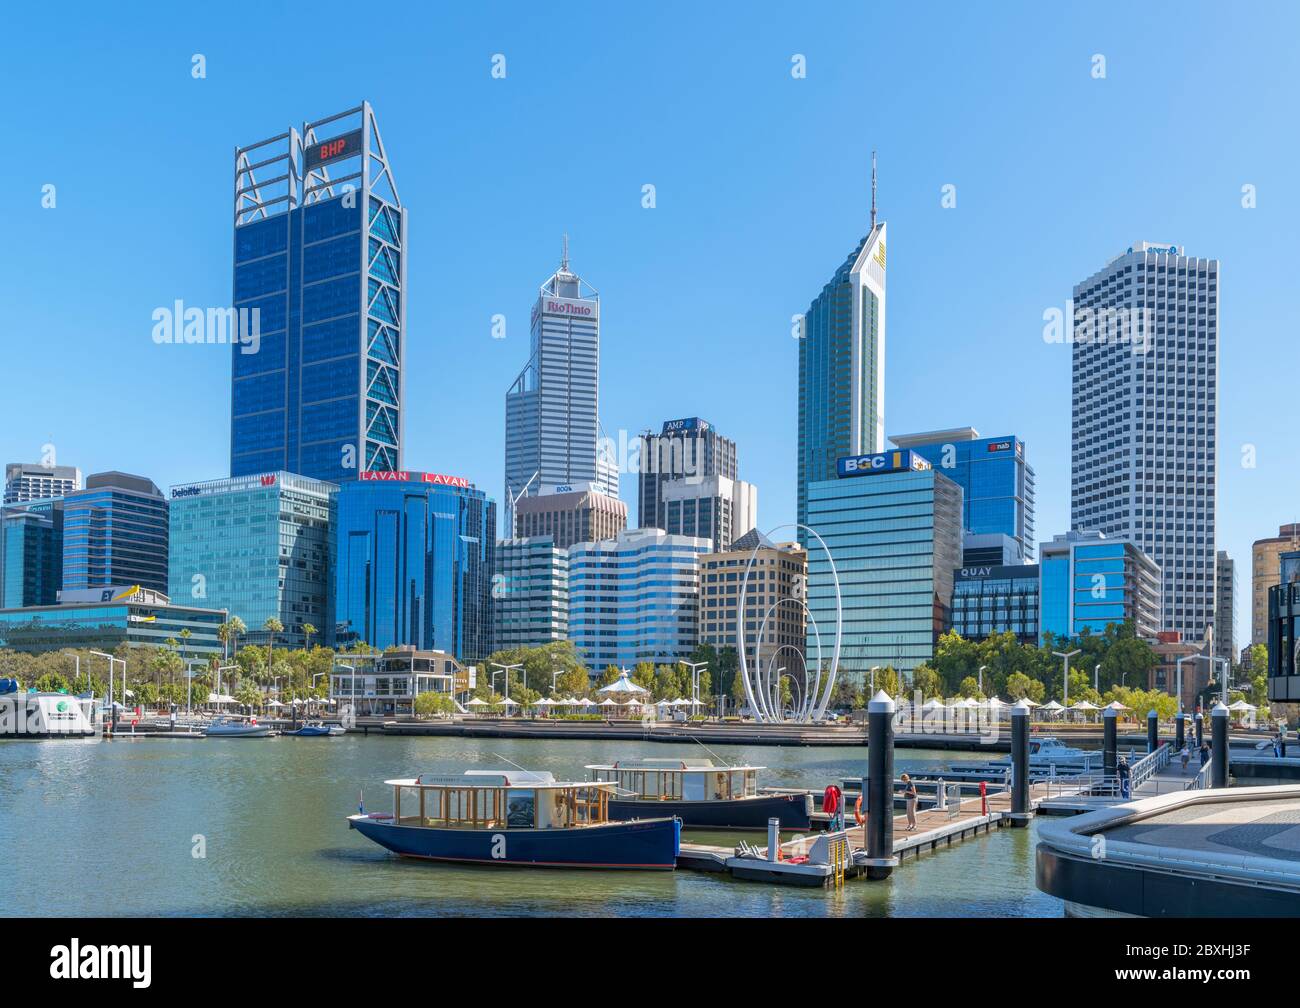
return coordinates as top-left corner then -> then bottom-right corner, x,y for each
61,472 -> 168,594
504,240 -> 617,531
950,563 -> 1040,646
4,463 -> 81,504
1214,550 -> 1236,665
637,418 -> 737,530
805,449 -> 962,680
796,165 -> 886,531
231,102 -> 405,483
1267,551 -> 1300,702
493,536 -> 569,651
1070,241 -> 1218,644
0,498 -> 64,608
660,475 -> 757,553
889,429 -> 1036,562
1038,530 -> 1162,642
333,470 -> 495,661
1251,524 -> 1300,646
167,472 -> 336,649
698,535 -> 806,678
567,528 -> 709,674
512,485 -> 627,550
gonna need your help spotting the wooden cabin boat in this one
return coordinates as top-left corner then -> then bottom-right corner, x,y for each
347,770 -> 681,869
584,758 -> 813,830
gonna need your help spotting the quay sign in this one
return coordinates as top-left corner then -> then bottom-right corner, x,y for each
837,450 -> 931,478
359,470 -> 471,489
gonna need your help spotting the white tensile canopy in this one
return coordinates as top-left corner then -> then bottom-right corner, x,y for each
596,673 -> 649,695
1071,700 -> 1100,710
599,697 -> 619,707
499,697 -> 518,707
1229,699 -> 1257,711
534,697 -> 556,707
207,693 -> 237,705
1104,700 -> 1131,711
921,698 -> 948,711
1040,700 -> 1065,712
466,698 -> 487,706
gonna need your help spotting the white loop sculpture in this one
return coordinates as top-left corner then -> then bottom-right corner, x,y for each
735,524 -> 842,724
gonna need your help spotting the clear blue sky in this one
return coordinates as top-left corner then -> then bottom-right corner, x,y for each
4,2 -> 1297,651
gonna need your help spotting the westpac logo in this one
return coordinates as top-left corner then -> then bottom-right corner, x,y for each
837,450 -> 931,478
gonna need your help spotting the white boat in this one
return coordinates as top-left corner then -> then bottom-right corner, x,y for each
0,684 -> 96,739
204,716 -> 274,738
1026,737 -> 1100,768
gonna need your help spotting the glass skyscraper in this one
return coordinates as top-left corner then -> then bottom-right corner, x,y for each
504,242 -> 618,531
333,471 -> 495,661
1070,242 -> 1217,643
61,472 -> 168,594
0,498 -> 64,608
1038,530 -> 1162,642
890,429 -> 1036,562
167,472 -> 336,648
493,536 -> 569,651
805,450 -> 962,680
231,102 -> 405,483
637,417 -> 737,531
797,219 -> 886,530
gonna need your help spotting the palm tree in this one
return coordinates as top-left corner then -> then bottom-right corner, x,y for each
223,616 -> 247,660
264,617 -> 284,698
302,623 -> 317,652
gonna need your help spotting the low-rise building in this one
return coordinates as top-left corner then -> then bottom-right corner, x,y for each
699,534 -> 806,678
493,536 -> 569,650
330,647 -> 475,717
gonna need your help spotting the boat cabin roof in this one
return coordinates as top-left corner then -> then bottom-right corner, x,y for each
385,770 -> 611,791
584,758 -> 765,773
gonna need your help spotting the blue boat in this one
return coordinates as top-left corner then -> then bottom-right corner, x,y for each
283,721 -> 345,737
348,770 -> 680,869
585,758 -> 813,831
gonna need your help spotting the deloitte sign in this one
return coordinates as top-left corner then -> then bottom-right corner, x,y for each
836,449 -> 932,478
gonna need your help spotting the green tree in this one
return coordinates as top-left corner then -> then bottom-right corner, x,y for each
413,691 -> 454,719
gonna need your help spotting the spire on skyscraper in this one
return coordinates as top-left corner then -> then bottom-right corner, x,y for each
561,232 -> 570,273
870,150 -> 878,230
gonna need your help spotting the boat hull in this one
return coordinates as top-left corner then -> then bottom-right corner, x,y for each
348,814 -> 680,869
283,726 -> 333,736
205,726 -> 273,738
608,793 -> 811,830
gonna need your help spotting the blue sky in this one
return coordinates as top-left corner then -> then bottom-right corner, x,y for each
4,2 -> 1297,649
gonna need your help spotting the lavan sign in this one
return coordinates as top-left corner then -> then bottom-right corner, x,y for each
836,450 -> 932,478
359,471 -> 471,489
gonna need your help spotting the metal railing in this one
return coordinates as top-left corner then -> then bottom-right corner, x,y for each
1129,742 -> 1170,791
1184,760 -> 1213,791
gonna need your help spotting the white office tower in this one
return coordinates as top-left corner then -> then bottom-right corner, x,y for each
4,463 -> 82,504
505,238 -> 619,531
660,475 -> 757,553
1070,242 -> 1218,643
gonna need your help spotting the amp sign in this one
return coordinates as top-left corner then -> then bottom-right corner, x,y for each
836,450 -> 932,478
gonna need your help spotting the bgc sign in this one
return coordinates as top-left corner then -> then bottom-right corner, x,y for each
836,450 -> 932,478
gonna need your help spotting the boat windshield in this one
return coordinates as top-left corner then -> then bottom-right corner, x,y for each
607,768 -> 757,801
392,783 -> 612,829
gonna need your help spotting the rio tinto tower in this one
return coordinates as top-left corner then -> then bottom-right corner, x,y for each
504,238 -> 618,531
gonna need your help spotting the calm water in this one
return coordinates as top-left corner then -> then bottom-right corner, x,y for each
0,734 -> 1064,917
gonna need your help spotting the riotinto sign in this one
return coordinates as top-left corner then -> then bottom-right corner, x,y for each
836,450 -> 932,478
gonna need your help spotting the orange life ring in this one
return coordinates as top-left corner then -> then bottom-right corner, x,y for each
854,796 -> 864,826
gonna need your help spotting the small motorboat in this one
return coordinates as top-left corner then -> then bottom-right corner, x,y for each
204,716 -> 274,738
282,721 -> 345,737
348,769 -> 680,869
584,758 -> 813,830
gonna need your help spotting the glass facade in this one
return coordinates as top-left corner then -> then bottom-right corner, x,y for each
950,564 -> 1040,644
167,472 -> 336,648
0,499 -> 63,608
567,528 -> 709,673
797,223 -> 886,531
493,537 -> 568,650
0,600 -> 225,655
333,475 -> 495,661
805,466 -> 962,680
232,104 -> 404,483
61,473 -> 168,594
1038,531 -> 1162,641
897,435 -> 1036,561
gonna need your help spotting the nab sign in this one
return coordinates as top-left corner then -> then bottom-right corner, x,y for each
836,450 -> 932,478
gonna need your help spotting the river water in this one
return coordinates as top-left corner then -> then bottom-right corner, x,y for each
0,734 -> 1064,917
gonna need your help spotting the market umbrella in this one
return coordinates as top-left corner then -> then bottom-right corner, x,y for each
466,698 -> 487,707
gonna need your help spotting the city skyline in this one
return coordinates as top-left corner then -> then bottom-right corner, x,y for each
5,5 -> 1298,652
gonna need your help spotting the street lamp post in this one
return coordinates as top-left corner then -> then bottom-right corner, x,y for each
978,665 -> 988,695
869,666 -> 882,693
679,660 -> 708,708
1094,663 -> 1101,693
338,662 -> 356,722
490,662 -> 523,701
1052,649 -> 1082,709
89,650 -> 122,736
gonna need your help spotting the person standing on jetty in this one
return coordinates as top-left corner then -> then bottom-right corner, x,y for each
900,773 -> 919,831
1117,755 -> 1131,799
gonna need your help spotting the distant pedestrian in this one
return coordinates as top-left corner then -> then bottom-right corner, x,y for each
1274,732 -> 1283,759
901,773 -> 919,831
1179,745 -> 1190,772
1199,741 -> 1210,767
1117,756 -> 1131,799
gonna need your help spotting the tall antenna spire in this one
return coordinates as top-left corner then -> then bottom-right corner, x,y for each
560,232 -> 570,272
870,150 -> 878,230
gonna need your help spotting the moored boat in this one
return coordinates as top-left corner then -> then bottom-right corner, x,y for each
584,758 -> 813,830
348,770 -> 680,869
283,721 -> 345,737
204,716 -> 274,738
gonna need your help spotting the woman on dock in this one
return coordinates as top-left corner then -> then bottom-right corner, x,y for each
901,774 -> 918,831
